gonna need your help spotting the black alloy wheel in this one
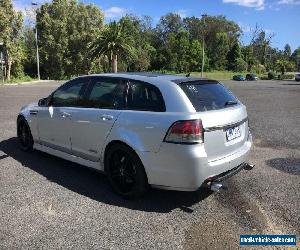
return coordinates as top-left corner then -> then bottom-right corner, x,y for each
106,144 -> 148,199
17,118 -> 33,151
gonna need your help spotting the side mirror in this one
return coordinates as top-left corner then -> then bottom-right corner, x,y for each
38,97 -> 48,107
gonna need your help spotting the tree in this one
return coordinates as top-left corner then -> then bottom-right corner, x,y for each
183,16 -> 202,40
250,26 -> 274,67
283,44 -> 291,59
291,46 -> 300,71
242,45 -> 255,71
0,0 -> 24,81
210,32 -> 229,70
174,30 -> 190,72
188,40 -> 203,72
156,13 -> 183,43
90,21 -> 136,73
117,15 -> 156,72
202,15 -> 241,52
227,42 -> 244,71
37,0 -> 104,79
276,59 -> 293,75
23,26 -> 37,77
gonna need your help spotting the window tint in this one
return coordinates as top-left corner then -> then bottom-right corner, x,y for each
52,78 -> 88,107
87,77 -> 125,109
126,80 -> 165,112
179,82 -> 238,112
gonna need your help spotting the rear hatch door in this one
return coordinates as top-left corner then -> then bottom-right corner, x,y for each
178,80 -> 249,162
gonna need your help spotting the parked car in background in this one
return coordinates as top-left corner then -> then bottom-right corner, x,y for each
246,74 -> 258,81
295,73 -> 300,82
17,73 -> 253,198
233,75 -> 245,81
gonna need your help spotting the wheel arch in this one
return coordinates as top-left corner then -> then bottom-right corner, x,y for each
17,114 -> 28,129
17,114 -> 26,122
103,140 -> 149,182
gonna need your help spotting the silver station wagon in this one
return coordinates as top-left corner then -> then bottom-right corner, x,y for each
17,73 -> 253,198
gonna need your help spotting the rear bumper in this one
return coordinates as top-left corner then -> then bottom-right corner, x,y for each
139,132 -> 252,191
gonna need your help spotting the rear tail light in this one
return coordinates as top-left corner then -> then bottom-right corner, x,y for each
164,119 -> 204,144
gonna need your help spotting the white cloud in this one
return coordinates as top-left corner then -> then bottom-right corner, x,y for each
277,0 -> 300,4
175,9 -> 188,18
223,0 -> 265,10
104,7 -> 127,18
238,22 -> 251,33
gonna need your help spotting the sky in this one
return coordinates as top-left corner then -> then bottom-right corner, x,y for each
13,0 -> 300,51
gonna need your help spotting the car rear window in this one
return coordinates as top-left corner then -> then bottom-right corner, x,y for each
178,81 -> 238,112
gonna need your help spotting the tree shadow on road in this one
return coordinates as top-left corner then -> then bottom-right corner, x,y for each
0,137 -> 212,213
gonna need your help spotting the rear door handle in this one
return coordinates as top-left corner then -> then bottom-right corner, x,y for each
60,112 -> 71,118
100,114 -> 113,121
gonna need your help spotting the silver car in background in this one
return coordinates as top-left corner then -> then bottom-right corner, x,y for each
17,73 -> 253,198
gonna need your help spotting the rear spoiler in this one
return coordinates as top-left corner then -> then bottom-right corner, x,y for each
172,78 -> 219,85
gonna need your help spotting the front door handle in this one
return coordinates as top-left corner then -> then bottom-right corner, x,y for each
60,112 -> 71,118
100,114 -> 113,121
30,110 -> 38,115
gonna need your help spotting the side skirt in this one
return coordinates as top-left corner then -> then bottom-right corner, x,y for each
33,143 -> 104,172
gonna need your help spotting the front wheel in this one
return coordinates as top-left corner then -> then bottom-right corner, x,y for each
17,118 -> 33,151
105,144 -> 149,199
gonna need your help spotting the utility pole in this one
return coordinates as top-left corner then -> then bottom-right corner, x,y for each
1,52 -> 3,83
32,2 -> 40,80
201,14 -> 207,78
0,42 -> 3,83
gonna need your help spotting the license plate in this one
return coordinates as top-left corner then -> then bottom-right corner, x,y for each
226,126 -> 241,141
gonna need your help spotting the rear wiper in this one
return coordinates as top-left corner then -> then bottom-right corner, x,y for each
224,100 -> 238,107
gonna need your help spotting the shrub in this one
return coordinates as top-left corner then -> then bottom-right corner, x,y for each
278,74 -> 294,80
268,71 -> 276,80
260,76 -> 269,80
252,64 -> 266,74
235,58 -> 247,72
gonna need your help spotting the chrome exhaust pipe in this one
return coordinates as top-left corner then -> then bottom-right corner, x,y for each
243,163 -> 255,171
210,182 -> 225,192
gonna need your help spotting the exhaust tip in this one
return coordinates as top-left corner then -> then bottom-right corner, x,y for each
244,163 -> 255,171
210,182 -> 225,192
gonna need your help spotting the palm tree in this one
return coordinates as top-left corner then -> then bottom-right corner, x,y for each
89,21 -> 136,73
275,59 -> 292,75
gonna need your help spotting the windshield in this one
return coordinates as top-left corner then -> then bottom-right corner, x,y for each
179,82 -> 239,112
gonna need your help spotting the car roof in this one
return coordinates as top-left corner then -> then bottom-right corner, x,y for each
77,72 -> 211,85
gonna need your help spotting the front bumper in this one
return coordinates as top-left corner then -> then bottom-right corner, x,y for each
139,132 -> 252,191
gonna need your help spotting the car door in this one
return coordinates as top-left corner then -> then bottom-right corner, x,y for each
37,77 -> 89,153
114,79 -> 167,153
69,77 -> 125,163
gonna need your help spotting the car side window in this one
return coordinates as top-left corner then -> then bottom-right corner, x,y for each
126,80 -> 165,112
86,77 -> 125,109
51,78 -> 89,107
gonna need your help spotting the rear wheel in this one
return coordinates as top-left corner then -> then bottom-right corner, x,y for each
17,118 -> 33,151
105,144 -> 149,199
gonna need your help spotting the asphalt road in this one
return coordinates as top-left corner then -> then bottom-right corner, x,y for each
0,80 -> 299,249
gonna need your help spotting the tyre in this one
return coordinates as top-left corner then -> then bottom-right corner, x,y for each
17,117 -> 34,151
105,143 -> 149,199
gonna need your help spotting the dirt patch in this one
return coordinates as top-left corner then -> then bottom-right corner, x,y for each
184,220 -> 240,250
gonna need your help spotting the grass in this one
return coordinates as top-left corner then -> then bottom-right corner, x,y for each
190,71 -> 246,80
0,75 -> 38,85
157,70 -> 267,80
184,71 -> 268,80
